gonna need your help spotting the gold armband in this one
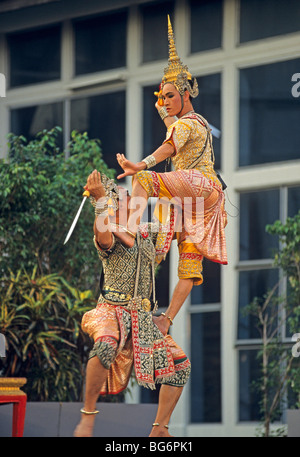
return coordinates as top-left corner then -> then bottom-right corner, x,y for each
142,155 -> 157,169
158,107 -> 169,121
95,197 -> 109,217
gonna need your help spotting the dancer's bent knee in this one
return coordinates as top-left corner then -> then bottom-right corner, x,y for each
88,336 -> 118,370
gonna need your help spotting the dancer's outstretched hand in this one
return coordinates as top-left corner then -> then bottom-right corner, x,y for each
116,153 -> 145,179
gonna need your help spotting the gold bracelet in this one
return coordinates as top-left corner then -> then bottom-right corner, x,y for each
158,107 -> 169,121
161,312 -> 173,326
95,197 -> 108,217
142,154 -> 157,169
80,408 -> 99,415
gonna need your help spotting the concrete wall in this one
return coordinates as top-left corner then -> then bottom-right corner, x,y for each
0,402 -> 157,437
287,410 -> 300,437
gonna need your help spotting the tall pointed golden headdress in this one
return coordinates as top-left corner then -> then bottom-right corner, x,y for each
161,15 -> 198,98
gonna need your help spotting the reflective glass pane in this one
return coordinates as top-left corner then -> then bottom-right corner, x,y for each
8,25 -> 61,87
71,92 -> 125,174
239,59 -> 300,166
240,0 -> 300,43
288,186 -> 300,218
10,102 -> 63,148
239,190 -> 279,261
74,10 -> 127,75
191,258 -> 220,304
189,0 -> 223,53
239,349 -> 261,421
238,268 -> 279,340
190,312 -> 221,422
140,1 -> 175,63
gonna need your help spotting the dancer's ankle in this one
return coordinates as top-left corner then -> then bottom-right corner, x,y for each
149,422 -> 172,437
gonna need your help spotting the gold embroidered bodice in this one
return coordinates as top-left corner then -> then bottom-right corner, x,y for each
164,113 -> 221,188
94,224 -> 158,305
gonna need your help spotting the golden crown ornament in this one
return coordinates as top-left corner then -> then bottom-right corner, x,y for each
161,15 -> 199,98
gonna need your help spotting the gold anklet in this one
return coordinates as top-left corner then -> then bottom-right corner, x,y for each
152,422 -> 169,429
80,408 -> 99,415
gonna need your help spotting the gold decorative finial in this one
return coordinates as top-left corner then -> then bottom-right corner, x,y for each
167,15 -> 178,63
161,15 -> 198,98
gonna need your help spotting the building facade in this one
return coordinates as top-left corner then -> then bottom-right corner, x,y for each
0,0 -> 299,437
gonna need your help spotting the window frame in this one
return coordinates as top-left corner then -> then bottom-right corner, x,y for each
236,185 -> 300,421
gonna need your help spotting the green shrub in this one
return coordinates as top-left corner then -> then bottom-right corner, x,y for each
0,127 -> 116,400
0,127 -> 115,291
0,267 -> 96,401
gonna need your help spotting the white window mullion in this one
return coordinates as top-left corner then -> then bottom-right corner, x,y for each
222,0 -> 241,432
278,186 -> 288,339
63,98 -> 71,156
174,0 -> 189,59
223,0 -> 240,52
126,5 -> 142,170
0,33 -> 8,158
61,20 -> 74,84
61,20 -> 73,152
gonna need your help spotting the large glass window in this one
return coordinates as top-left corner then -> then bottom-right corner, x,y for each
8,25 -> 61,87
239,189 -> 279,261
238,268 -> 279,340
240,0 -> 300,43
239,59 -> 300,166
288,186 -> 300,217
10,102 -> 63,147
71,91 -> 126,174
140,0 -> 175,64
237,187 -> 300,421
239,349 -> 261,421
74,10 -> 127,76
190,311 -> 221,422
189,0 -> 223,53
191,259 -> 220,305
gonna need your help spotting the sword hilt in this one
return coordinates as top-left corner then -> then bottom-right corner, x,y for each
82,190 -> 90,198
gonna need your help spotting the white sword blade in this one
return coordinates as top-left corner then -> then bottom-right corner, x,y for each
63,196 -> 87,245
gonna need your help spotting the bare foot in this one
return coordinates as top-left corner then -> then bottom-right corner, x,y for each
73,416 -> 95,437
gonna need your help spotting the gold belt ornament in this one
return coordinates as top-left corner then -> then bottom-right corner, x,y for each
102,288 -> 132,303
101,296 -> 151,313
127,297 -> 152,313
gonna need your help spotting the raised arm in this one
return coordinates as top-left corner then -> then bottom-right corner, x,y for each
85,170 -> 114,250
155,100 -> 177,129
116,141 -> 174,180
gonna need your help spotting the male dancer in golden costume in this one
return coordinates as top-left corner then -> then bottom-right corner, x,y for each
74,170 -> 191,437
116,16 -> 228,337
